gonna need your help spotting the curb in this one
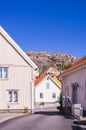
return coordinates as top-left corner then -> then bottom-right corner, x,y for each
72,120 -> 86,130
0,113 -> 31,124
72,124 -> 86,130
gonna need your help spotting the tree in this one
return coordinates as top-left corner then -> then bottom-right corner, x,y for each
57,93 -> 63,113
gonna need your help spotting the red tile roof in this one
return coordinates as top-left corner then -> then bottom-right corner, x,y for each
61,56 -> 86,76
34,74 -> 47,86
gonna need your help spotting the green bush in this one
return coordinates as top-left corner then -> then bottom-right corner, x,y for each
57,93 -> 63,112
23,107 -> 29,113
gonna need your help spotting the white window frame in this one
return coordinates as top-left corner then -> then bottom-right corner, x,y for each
0,67 -> 8,79
8,90 -> 18,103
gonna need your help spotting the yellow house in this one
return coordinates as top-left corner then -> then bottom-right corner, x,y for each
53,76 -> 62,92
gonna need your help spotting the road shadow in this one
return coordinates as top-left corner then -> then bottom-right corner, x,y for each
35,110 -> 73,119
63,115 -> 74,119
34,107 -> 74,120
35,110 -> 62,116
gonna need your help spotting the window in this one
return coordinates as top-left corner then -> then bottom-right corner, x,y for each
0,67 -> 8,79
46,82 -> 50,89
52,93 -> 56,98
40,93 -> 43,98
47,77 -> 49,80
8,90 -> 18,103
9,91 -> 12,102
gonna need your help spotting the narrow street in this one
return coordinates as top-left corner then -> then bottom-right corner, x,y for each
0,107 -> 73,130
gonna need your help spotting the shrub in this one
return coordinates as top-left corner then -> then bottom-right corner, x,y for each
23,107 -> 29,113
57,93 -> 63,113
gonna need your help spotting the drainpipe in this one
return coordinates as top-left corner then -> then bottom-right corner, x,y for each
30,79 -> 35,113
84,65 -> 86,110
30,67 -> 39,113
30,68 -> 35,113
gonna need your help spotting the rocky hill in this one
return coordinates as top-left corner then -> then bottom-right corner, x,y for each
26,52 -> 79,75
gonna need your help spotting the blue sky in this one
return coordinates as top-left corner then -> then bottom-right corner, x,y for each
0,0 -> 86,58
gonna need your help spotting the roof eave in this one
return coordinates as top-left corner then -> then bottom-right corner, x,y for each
61,64 -> 86,77
0,26 -> 38,70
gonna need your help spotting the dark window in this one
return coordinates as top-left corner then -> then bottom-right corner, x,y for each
52,93 -> 56,98
40,93 -> 43,98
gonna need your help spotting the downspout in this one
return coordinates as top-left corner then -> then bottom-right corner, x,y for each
31,78 -> 35,113
30,68 -> 35,113
30,67 -> 38,113
84,65 -> 86,110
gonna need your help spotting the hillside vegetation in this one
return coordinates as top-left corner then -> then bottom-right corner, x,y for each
26,52 -> 79,74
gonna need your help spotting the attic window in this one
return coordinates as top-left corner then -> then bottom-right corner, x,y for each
47,77 -> 49,80
46,82 -> 50,89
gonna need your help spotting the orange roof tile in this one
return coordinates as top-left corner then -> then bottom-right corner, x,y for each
61,56 -> 86,76
34,74 -> 47,86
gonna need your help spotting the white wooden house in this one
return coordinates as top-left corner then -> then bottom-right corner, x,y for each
60,56 -> 86,114
0,26 -> 38,112
34,74 -> 61,108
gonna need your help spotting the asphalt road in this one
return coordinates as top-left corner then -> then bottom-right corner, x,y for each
0,107 -> 73,130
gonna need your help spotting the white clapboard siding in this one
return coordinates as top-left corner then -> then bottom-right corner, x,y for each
0,26 -> 38,111
62,65 -> 86,110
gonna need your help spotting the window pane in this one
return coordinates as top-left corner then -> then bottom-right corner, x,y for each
0,67 -> 8,79
40,93 -> 43,98
52,93 -> 56,98
0,68 -> 2,78
9,91 -> 12,102
8,91 -> 18,103
14,91 -> 18,102
4,68 -> 8,78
